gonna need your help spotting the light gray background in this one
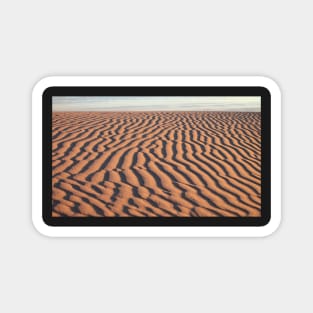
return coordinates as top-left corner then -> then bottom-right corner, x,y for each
0,1 -> 311,312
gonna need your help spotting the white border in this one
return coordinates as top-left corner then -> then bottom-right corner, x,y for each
32,76 -> 281,237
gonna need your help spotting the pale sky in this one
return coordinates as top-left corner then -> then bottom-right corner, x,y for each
52,96 -> 261,112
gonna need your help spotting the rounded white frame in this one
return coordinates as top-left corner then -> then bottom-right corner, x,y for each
32,76 -> 281,237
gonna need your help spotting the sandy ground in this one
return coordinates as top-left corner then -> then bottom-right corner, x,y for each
52,111 -> 261,217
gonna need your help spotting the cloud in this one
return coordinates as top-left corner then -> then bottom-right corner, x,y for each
53,96 -> 261,112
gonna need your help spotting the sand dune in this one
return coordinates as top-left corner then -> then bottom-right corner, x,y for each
52,111 -> 261,217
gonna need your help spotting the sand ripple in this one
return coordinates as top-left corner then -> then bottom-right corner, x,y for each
52,111 -> 261,217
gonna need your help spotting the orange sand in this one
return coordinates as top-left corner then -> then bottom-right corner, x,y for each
52,111 -> 261,217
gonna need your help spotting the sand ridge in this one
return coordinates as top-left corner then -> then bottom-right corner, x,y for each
52,111 -> 261,217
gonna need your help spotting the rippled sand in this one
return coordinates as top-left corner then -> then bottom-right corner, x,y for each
52,111 -> 261,217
